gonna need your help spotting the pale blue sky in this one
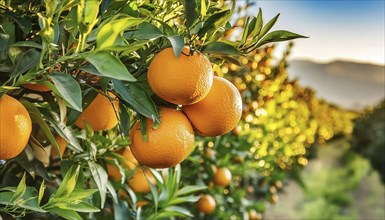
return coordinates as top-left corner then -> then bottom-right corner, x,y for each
248,0 -> 385,65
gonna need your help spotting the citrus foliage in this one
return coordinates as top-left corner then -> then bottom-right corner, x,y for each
0,0 -> 354,219
350,100 -> 385,184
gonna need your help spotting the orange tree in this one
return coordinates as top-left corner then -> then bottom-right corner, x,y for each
0,0 -> 354,219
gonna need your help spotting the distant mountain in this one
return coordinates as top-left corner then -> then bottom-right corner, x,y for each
287,59 -> 385,110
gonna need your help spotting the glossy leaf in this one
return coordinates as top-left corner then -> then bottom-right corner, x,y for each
183,0 -> 198,28
55,166 -> 80,197
131,22 -> 163,40
256,30 -> 308,48
258,13 -> 280,39
20,100 -> 59,153
176,185 -> 207,196
48,207 -> 82,220
11,49 -> 40,76
202,41 -> 241,56
88,161 -> 108,207
97,16 -> 143,49
85,51 -> 136,81
112,79 -> 159,122
50,71 -> 82,112
167,35 -> 184,58
252,8 -> 263,38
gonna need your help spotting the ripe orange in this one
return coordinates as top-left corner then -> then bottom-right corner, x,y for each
23,83 -> 51,92
147,47 -> 213,105
183,76 -> 242,136
51,135 -> 67,158
248,209 -> 263,220
213,167 -> 232,187
196,194 -> 216,214
0,94 -> 32,160
130,108 -> 194,169
75,92 -> 119,131
107,147 -> 138,181
128,168 -> 156,193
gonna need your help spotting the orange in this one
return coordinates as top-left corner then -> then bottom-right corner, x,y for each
248,210 -> 262,220
183,76 -> 242,136
128,168 -> 156,193
213,167 -> 232,187
196,194 -> 216,214
75,92 -> 119,131
0,94 -> 32,160
130,108 -> 194,169
51,135 -> 67,158
23,83 -> 51,92
107,147 -> 138,181
147,47 -> 213,105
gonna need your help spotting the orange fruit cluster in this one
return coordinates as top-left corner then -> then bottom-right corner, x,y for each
129,47 -> 242,170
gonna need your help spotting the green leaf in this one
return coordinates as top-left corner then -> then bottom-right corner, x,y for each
119,104 -> 130,136
156,206 -> 193,218
201,0 -> 207,17
258,13 -> 280,39
106,180 -> 119,204
50,71 -> 82,112
198,10 -> 231,38
85,51 -> 136,81
11,49 -> 40,76
113,199 -> 131,219
112,79 -> 159,122
131,22 -> 163,40
166,35 -> 184,58
49,207 -> 83,220
69,189 -> 99,200
20,100 -> 59,153
97,16 -> 144,49
176,185 -> 207,196
169,195 -> 200,205
240,17 -> 251,45
202,41 -> 240,56
183,0 -> 198,28
55,166 -> 80,197
55,201 -> 100,212
83,0 -> 100,24
11,173 -> 27,201
88,161 -> 108,207
38,180 -> 45,205
256,30 -> 308,48
252,8 -> 263,38
11,41 -> 43,49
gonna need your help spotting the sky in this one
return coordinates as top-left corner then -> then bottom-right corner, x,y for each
248,0 -> 385,65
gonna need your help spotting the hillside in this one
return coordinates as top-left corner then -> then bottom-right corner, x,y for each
287,59 -> 385,110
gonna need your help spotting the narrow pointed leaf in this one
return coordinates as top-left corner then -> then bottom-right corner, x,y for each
202,41 -> 240,56
256,30 -> 308,48
258,13 -> 280,39
88,161 -> 108,207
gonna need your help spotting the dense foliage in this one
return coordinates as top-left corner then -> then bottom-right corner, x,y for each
0,0 -> 354,219
350,100 -> 385,184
